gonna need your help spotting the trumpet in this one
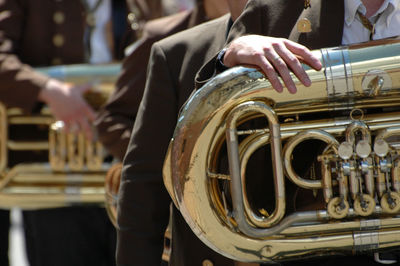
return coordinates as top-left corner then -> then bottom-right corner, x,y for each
0,63 -> 120,209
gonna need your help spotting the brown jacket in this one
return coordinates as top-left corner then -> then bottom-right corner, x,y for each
95,4 -> 208,161
118,14 -> 233,265
0,1 -> 127,266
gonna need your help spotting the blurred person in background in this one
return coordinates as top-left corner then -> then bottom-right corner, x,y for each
0,0 -> 134,265
108,0 -> 253,265
95,0 -> 229,161
125,0 -> 194,42
95,1 -> 230,264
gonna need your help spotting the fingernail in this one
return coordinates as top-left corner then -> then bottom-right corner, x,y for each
289,86 -> 297,94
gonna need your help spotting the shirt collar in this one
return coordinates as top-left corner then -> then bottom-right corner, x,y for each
344,0 -> 363,26
379,0 -> 398,27
344,0 -> 398,27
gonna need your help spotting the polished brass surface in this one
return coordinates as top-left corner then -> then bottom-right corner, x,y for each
163,39 -> 400,263
104,162 -> 122,228
0,63 -> 121,209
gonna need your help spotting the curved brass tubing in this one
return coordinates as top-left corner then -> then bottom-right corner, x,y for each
164,39 -> 400,263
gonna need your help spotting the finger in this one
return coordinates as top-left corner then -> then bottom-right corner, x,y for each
284,40 -> 322,70
254,55 -> 284,93
70,123 -> 80,134
265,50 -> 297,94
76,99 -> 96,122
83,105 -> 96,121
77,117 -> 93,141
63,119 -> 79,135
274,43 -> 311,88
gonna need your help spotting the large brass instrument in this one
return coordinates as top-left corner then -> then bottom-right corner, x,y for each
163,39 -> 400,263
0,63 -> 120,209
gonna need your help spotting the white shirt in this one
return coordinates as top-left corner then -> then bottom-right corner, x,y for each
342,0 -> 400,45
85,0 -> 112,64
162,0 -> 194,15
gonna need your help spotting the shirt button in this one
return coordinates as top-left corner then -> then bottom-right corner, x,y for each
202,259 -> 214,266
53,11 -> 65,24
52,34 -> 64,47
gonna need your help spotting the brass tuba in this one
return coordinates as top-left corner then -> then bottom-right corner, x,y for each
0,63 -> 120,209
163,39 -> 400,263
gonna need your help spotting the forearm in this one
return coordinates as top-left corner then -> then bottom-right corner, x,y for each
0,0 -> 49,112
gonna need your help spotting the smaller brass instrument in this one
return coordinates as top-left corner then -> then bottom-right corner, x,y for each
0,63 -> 120,209
163,39 -> 400,263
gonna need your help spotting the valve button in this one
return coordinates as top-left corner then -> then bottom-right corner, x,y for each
338,141 -> 353,160
356,140 -> 371,158
374,139 -> 389,157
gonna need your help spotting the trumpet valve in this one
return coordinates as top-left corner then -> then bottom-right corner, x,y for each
380,192 -> 400,214
354,194 -> 376,216
327,197 -> 350,219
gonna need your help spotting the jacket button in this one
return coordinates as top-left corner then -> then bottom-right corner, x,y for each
202,259 -> 214,266
53,11 -> 65,24
52,34 -> 64,47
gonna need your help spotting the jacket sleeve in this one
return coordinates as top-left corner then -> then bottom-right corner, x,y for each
116,42 -> 177,266
0,0 -> 49,113
94,37 -> 153,161
194,0 -> 264,90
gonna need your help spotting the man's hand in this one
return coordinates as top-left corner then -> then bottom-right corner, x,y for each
223,35 -> 323,94
38,78 -> 96,140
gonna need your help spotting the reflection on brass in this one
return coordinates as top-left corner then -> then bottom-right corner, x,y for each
362,69 -> 392,96
202,260 -> 213,266
163,39 -> 400,263
49,121 -> 66,171
104,163 -> 121,228
86,140 -> 104,170
0,104 -> 7,174
0,63 -> 121,210
67,133 -> 85,171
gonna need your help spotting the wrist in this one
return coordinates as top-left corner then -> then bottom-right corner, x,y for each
215,47 -> 229,72
39,78 -> 63,102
